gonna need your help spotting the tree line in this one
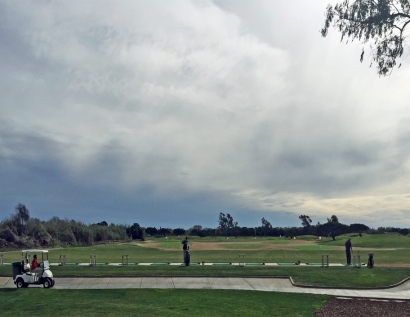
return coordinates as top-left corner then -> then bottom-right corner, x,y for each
0,204 -> 136,249
213,213 -> 409,239
0,204 -> 409,250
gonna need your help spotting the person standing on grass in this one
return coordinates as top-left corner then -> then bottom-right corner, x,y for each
345,238 -> 353,265
182,236 -> 188,261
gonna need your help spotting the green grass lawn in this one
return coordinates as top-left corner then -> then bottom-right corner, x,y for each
0,288 -> 329,317
1,234 -> 408,317
1,233 -> 409,288
3,233 -> 409,264
319,232 -> 410,248
1,247 -> 408,265
0,264 -> 407,288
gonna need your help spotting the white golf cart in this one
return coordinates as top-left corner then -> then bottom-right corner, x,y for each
12,249 -> 55,289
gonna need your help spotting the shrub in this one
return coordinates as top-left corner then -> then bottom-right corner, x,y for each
0,227 -> 18,242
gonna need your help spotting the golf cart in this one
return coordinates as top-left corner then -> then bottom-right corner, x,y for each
12,249 -> 55,289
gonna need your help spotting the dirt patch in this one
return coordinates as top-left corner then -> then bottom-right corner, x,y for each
314,297 -> 410,317
132,240 -> 404,254
137,239 -> 317,251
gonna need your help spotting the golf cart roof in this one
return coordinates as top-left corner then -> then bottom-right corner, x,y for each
21,249 -> 49,253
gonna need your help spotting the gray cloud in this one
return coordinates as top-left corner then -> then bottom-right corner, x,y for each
1,0 -> 410,227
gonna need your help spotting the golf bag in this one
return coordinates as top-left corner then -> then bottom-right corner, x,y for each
367,252 -> 374,268
184,250 -> 190,266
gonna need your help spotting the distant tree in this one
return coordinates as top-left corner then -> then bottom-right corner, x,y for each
158,227 -> 172,237
107,223 -> 128,241
299,215 -> 312,227
199,228 -> 215,237
238,227 -> 254,236
299,215 -> 313,235
196,230 -> 207,237
71,223 -> 92,244
218,213 -> 228,232
96,221 -> 108,226
190,229 -> 198,236
188,225 -> 203,236
261,217 -> 272,228
218,213 -> 238,236
190,228 -> 200,236
226,214 -> 238,229
25,218 -> 53,246
272,227 -> 285,237
321,0 -> 410,76
376,226 -> 384,233
173,228 -> 186,236
92,225 -> 108,242
13,203 -> 30,236
189,224 -> 202,232
261,217 -> 272,236
320,215 -> 351,240
399,228 -> 409,236
286,227 -> 299,239
349,223 -> 369,236
25,217 -> 38,237
145,227 -> 158,236
327,215 -> 339,223
59,228 -> 77,245
0,227 -> 18,243
126,223 -> 145,240
323,215 -> 340,240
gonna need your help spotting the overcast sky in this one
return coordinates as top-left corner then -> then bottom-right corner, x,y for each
1,0 -> 410,229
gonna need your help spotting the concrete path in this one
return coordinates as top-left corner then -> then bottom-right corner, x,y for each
1,276 -> 410,300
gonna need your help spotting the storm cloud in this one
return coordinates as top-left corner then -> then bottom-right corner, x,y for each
1,0 -> 410,228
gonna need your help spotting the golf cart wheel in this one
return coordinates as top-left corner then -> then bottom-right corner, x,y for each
51,279 -> 55,288
43,278 -> 52,289
16,278 -> 24,289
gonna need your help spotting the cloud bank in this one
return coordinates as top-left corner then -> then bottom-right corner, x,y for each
1,0 -> 410,227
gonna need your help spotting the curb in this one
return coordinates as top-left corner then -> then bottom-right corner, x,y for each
290,275 -> 410,290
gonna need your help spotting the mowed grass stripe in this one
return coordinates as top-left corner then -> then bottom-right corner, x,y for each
0,288 -> 329,317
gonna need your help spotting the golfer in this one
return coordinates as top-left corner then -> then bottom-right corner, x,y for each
345,238 -> 353,265
182,236 -> 188,261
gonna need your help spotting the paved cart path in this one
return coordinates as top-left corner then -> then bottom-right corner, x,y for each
1,276 -> 410,300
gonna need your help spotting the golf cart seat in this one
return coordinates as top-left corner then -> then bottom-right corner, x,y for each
22,262 -> 30,273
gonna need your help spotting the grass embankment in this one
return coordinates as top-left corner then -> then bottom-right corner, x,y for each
0,288 -> 329,317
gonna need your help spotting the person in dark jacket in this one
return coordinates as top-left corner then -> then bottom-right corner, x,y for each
345,238 -> 353,265
182,237 -> 188,261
